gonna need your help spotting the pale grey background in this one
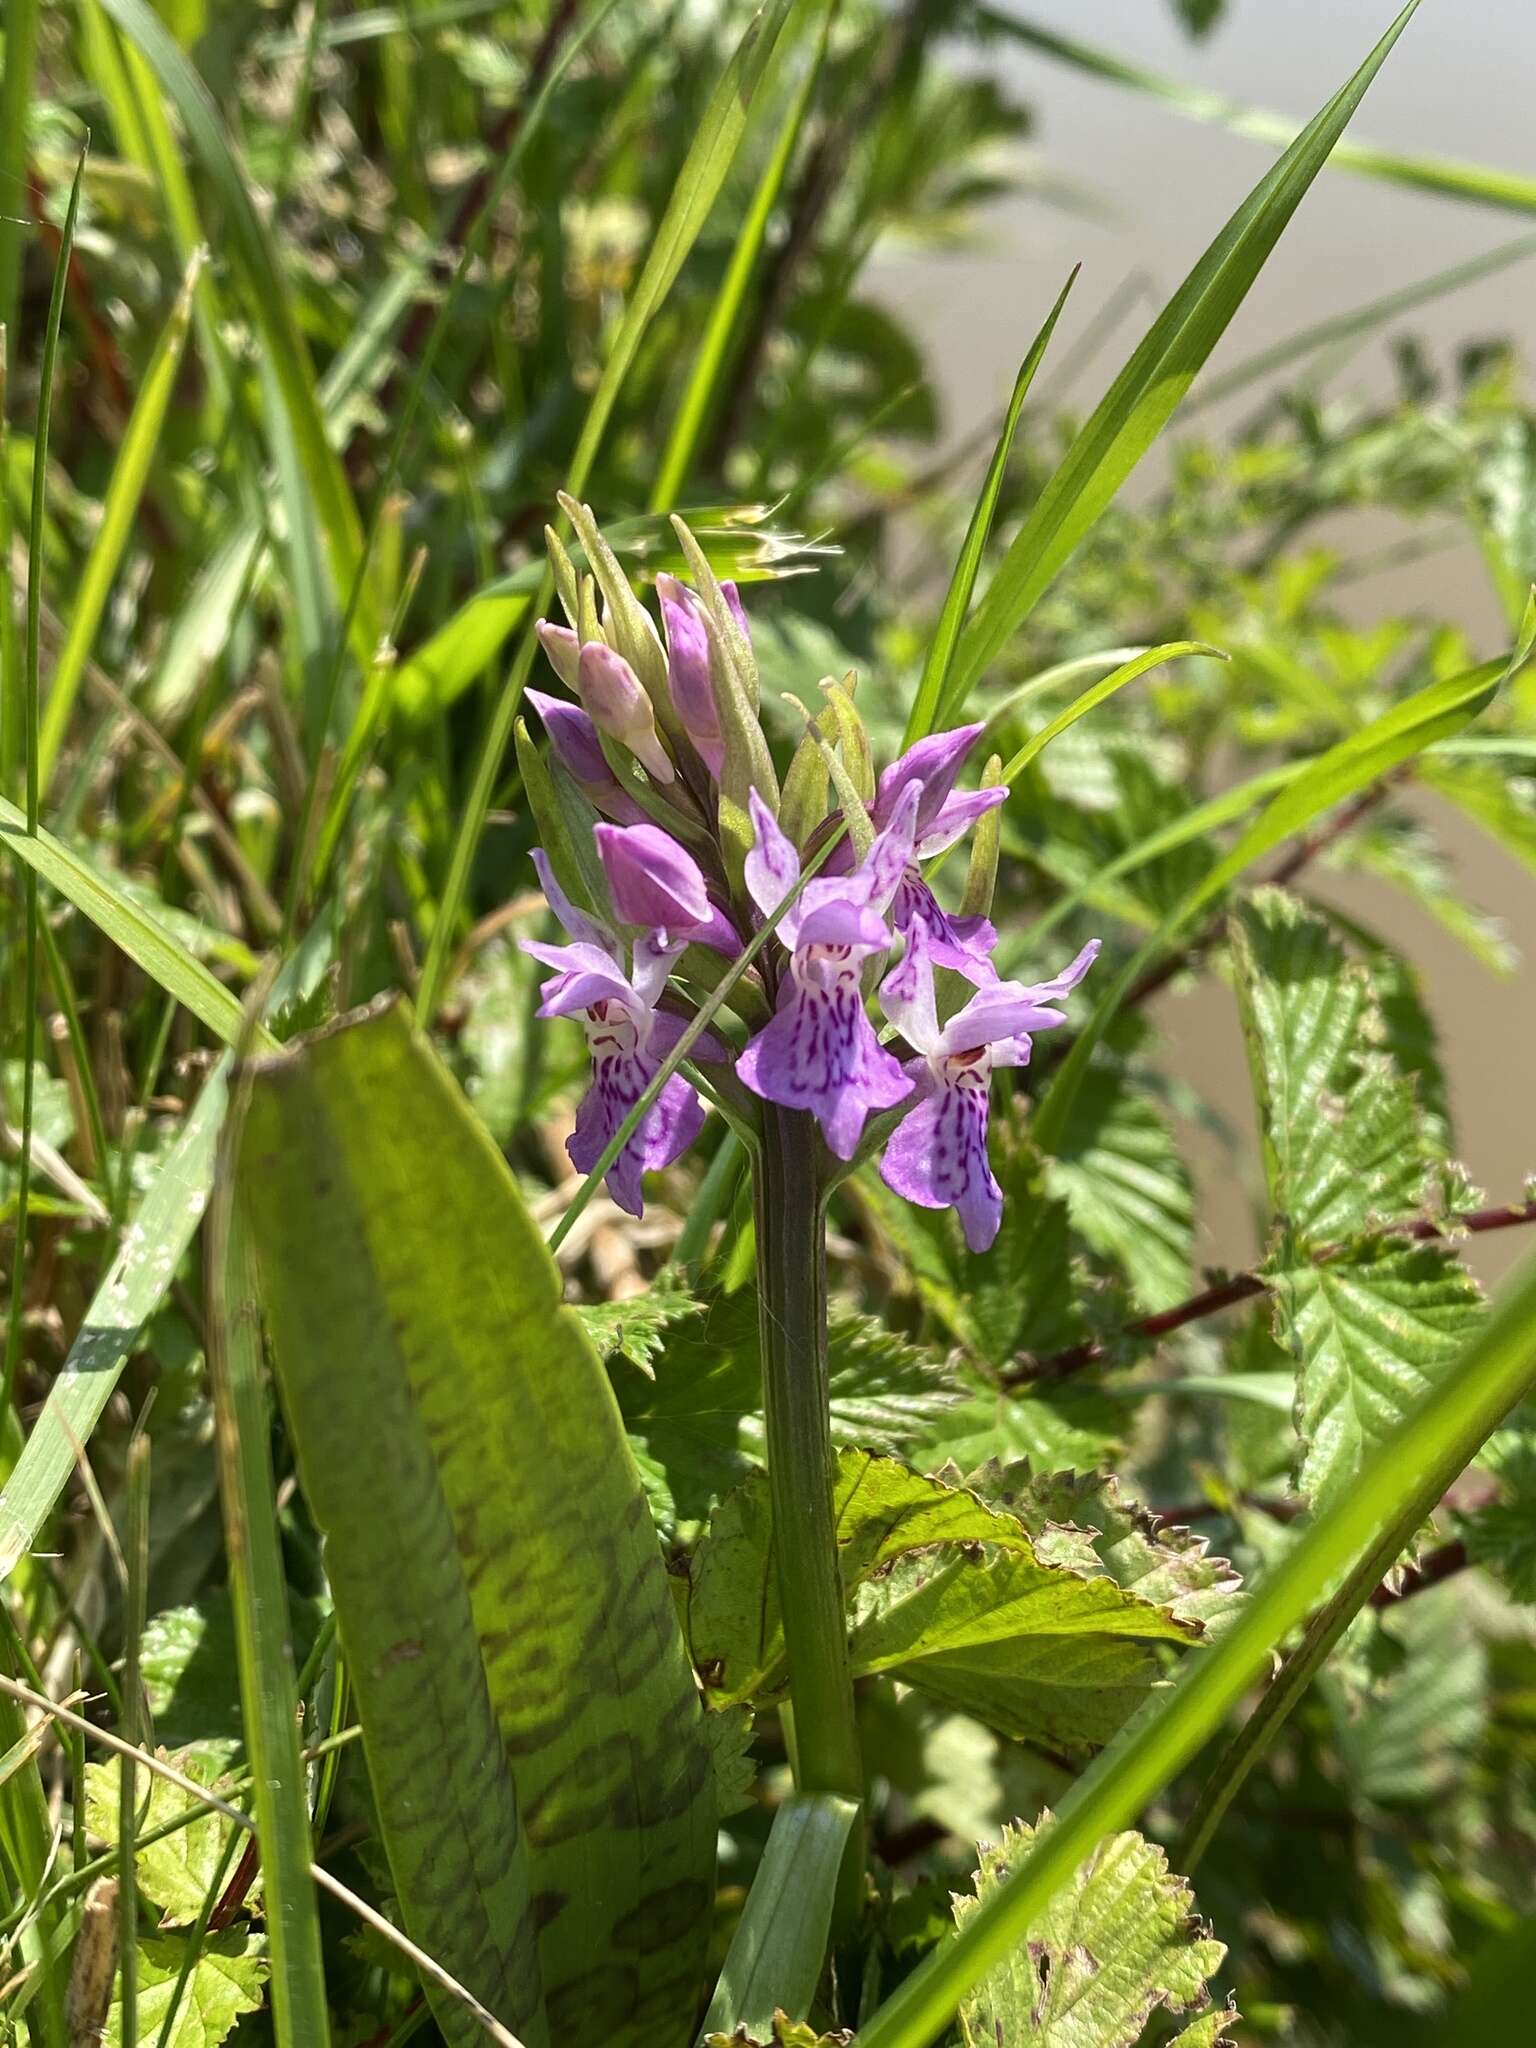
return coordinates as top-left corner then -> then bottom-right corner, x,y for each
871,0 -> 1536,1277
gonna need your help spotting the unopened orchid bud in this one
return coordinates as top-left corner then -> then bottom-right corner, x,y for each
536,620 -> 581,692
657,574 -> 724,778
577,642 -> 676,785
594,822 -> 740,955
526,688 -> 646,825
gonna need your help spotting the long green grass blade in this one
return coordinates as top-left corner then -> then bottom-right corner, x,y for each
1031,622 -> 1534,1159
96,0 -> 369,646
415,0 -> 799,1024
0,0 -> 41,339
1182,230 -> 1536,416
700,1793 -> 859,2042
240,1001 -> 717,2047
207,1055 -> 333,2047
941,3 -> 1421,724
997,640 -> 1224,785
651,0 -> 834,510
38,254 -> 199,788
902,269 -> 1077,747
117,1430 -> 151,2048
4,151 -> 83,1442
0,1058 -> 228,1581
989,10 -> 1536,219
853,1240 -> 1536,2048
0,797 -> 276,1049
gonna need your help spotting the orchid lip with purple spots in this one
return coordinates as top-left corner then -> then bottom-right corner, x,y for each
877,920 -> 1100,1252
518,851 -> 720,1218
736,783 -> 922,1160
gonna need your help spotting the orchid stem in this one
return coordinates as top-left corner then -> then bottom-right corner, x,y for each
753,1103 -> 865,1924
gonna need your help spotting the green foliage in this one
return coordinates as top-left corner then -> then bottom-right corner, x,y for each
104,1932 -> 267,2048
686,1451 -> 1234,1750
240,1001 -> 714,2047
6,5 -> 1536,2045
953,1818 -> 1233,2048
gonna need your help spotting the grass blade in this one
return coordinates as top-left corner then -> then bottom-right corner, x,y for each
990,10 -> 1536,219
0,1058 -> 228,1580
117,1430 -> 151,2048
207,1045 -> 333,2046
0,798 -> 277,1049
941,3 -> 1422,725
415,0 -> 800,1024
96,0 -> 368,647
1031,618 -> 1535,1160
651,0 -> 835,510
853,1240 -> 1536,2048
0,0 -> 41,338
902,269 -> 1077,748
700,1793 -> 859,2042
996,640 -> 1224,784
4,150 -> 83,1438
1182,229 -> 1536,416
38,252 -> 200,789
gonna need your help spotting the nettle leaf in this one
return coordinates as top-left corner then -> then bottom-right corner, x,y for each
619,1292 -> 957,1527
104,1932 -> 267,2048
1049,1068 -> 1195,1312
1325,1590 -> 1487,1807
962,1139 -> 1088,1363
1230,888 -> 1434,1246
915,1380 -> 1123,1480
968,1466 -> 1240,1632
1232,889 -> 1488,1504
687,1453 -> 1209,1752
139,1599 -> 243,1758
953,1817 -> 1232,2048
578,1275 -> 702,1378
1271,1242 -> 1486,1511
86,1753 -> 248,1927
1457,1413 -> 1536,1601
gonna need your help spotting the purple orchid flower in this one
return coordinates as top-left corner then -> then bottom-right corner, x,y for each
878,920 -> 1100,1252
519,851 -> 718,1217
526,687 -> 647,825
736,784 -> 921,1160
828,723 -> 1007,972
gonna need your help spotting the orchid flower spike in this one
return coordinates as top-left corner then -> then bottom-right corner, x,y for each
878,920 -> 1100,1252
518,852 -> 719,1217
736,783 -> 921,1159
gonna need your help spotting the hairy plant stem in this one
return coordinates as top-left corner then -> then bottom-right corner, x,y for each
753,1104 -> 865,1917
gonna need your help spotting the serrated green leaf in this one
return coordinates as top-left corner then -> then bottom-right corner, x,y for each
1272,1243 -> 1486,1510
105,1932 -> 266,2048
85,1754 -> 246,1926
576,1277 -> 702,1379
953,1817 -> 1230,2048
1459,1418 -> 1536,1600
618,1293 -> 957,1526
687,1452 -> 1205,1750
1231,888 -> 1433,1246
1325,1590 -> 1486,1806
1049,1070 -> 1195,1312
241,1001 -> 715,2047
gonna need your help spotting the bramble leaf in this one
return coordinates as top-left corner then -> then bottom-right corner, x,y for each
952,1816 -> 1232,2048
104,1932 -> 266,2048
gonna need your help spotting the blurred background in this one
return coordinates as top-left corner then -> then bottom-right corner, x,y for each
872,0 -> 1536,1279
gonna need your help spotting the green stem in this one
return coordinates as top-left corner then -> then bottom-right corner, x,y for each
753,1105 -> 864,1911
